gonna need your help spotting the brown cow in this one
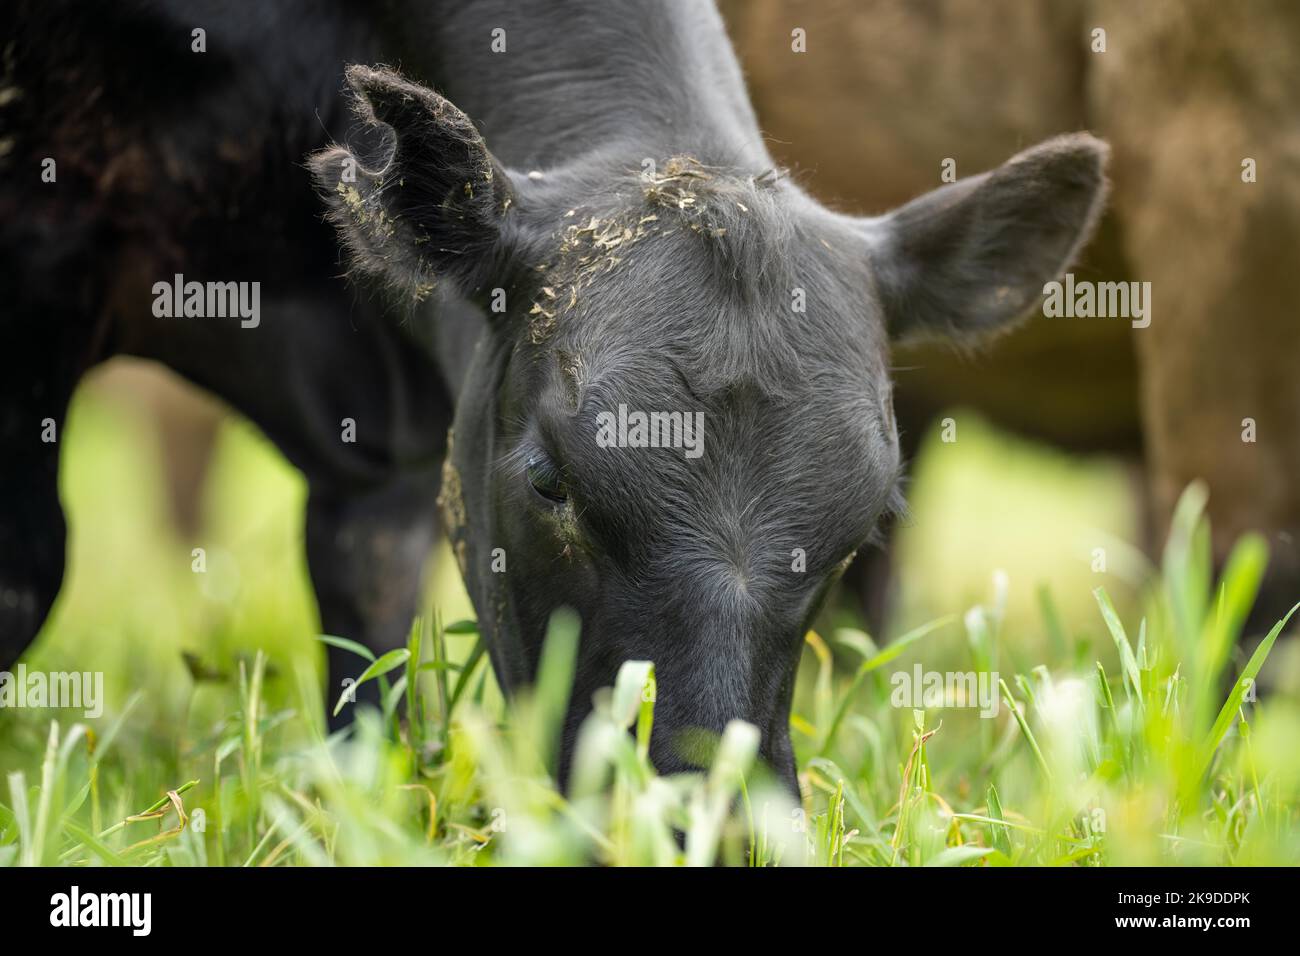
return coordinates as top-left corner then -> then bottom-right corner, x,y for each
721,0 -> 1300,629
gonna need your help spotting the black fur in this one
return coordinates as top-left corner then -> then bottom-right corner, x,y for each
2,0 -> 1107,786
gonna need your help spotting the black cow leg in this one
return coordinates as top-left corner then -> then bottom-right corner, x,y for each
838,535 -> 898,639
305,470 -> 441,731
0,433 -> 67,672
0,345 -> 83,672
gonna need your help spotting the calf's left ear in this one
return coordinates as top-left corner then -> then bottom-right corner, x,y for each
863,133 -> 1109,342
310,65 -> 514,301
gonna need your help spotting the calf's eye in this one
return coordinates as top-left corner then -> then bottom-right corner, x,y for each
525,452 -> 569,504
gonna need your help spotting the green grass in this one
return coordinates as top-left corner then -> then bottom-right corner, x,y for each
1,368 -> 1298,866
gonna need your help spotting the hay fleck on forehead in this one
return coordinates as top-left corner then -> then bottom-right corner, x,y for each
641,155 -> 773,234
527,156 -> 787,347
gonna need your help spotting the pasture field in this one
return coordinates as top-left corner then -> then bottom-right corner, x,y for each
2,367 -> 1298,867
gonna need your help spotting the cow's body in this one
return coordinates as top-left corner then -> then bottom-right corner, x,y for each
3,0 -> 446,711
2,0 -> 1109,785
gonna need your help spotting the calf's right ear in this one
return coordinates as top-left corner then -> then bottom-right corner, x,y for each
862,133 -> 1109,343
310,65 -> 515,302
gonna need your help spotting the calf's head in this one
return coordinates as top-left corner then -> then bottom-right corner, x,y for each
312,66 -> 1107,787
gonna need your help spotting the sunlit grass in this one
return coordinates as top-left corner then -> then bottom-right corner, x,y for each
1,369 -> 1298,866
